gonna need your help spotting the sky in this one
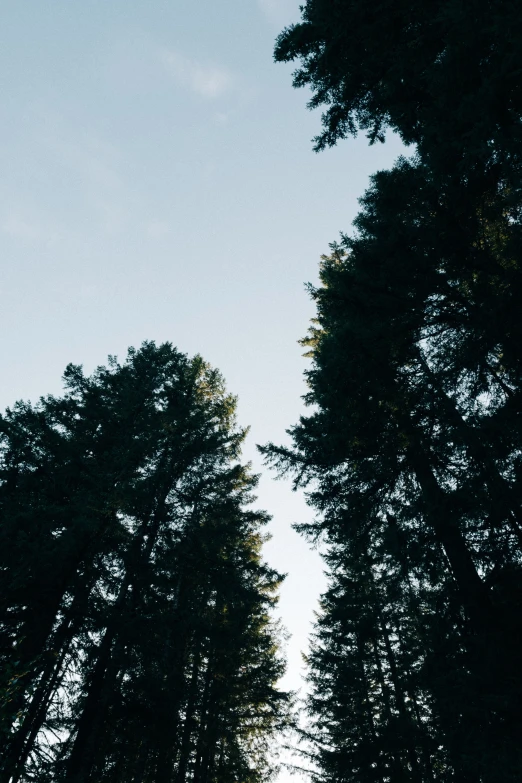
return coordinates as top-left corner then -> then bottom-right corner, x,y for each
0,1 -> 404,779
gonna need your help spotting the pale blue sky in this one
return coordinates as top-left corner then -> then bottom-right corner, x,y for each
1,1 -> 404,778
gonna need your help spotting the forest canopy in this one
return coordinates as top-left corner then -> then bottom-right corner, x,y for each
3,1 -> 522,781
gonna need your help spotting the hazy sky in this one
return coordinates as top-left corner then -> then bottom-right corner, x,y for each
1,1 -> 404,778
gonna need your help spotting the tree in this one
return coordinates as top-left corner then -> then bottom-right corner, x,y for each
270,3 -> 522,776
274,0 -> 522,189
1,342 -> 289,783
261,161 -> 522,780
302,537 -> 451,783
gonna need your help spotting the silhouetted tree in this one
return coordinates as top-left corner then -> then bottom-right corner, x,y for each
262,159 -> 522,779
1,343 -> 289,783
274,0 -> 522,189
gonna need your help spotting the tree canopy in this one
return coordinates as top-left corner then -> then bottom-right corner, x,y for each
266,6 -> 522,769
0,342 -> 289,783
262,158 -> 522,778
275,0 -> 522,185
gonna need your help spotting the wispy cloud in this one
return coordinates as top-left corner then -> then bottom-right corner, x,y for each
2,213 -> 40,242
159,48 -> 234,99
1,210 -> 68,246
257,0 -> 300,27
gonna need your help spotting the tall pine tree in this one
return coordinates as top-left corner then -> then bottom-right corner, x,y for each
262,160 -> 522,780
1,342 -> 289,783
267,3 -> 522,778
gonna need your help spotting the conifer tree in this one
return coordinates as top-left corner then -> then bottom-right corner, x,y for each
269,4 -> 522,777
261,162 -> 522,779
0,342 -> 288,783
274,0 -> 522,188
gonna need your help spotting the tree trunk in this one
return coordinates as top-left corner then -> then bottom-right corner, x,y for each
404,420 -> 493,631
65,495 -> 172,782
1,573 -> 95,783
176,642 -> 202,783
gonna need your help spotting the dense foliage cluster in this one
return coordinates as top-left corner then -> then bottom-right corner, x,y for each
263,2 -> 522,781
3,3 -> 522,781
0,342 -> 288,783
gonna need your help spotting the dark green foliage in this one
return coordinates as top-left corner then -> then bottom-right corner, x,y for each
274,0 -> 522,184
303,542 -> 450,783
270,5 -> 522,778
261,158 -> 522,779
0,342 -> 288,783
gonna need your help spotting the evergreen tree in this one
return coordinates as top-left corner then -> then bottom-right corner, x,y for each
0,342 -> 289,783
274,0 -> 522,187
269,6 -> 522,771
261,160 -> 522,779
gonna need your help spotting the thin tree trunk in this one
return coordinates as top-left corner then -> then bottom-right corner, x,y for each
356,635 -> 388,782
403,420 -> 493,631
65,493 -> 172,782
1,573 -> 96,783
370,635 -> 405,781
176,642 -> 202,783
379,620 -> 423,781
192,651 -> 214,783
1,509 -> 120,742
